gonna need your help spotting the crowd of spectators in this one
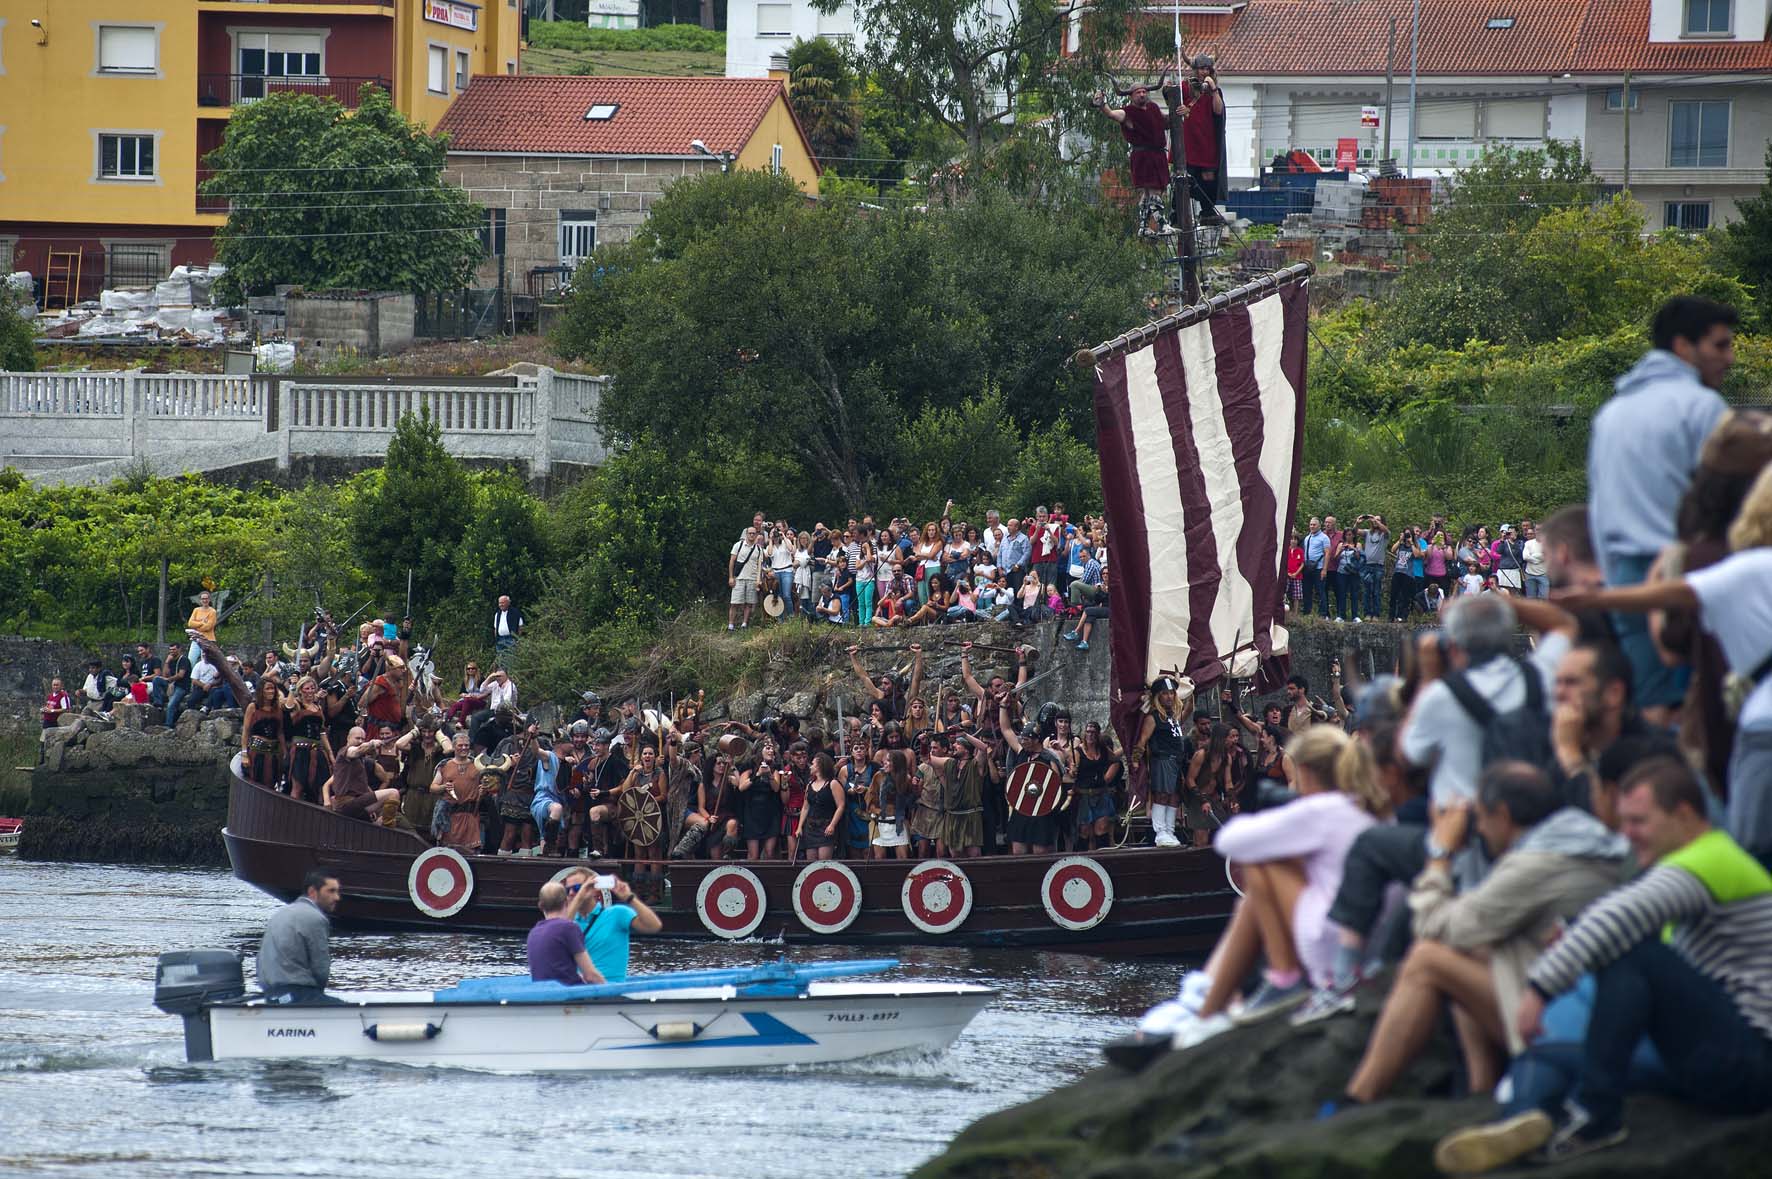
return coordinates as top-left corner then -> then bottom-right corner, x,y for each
1132,295 -> 1772,1172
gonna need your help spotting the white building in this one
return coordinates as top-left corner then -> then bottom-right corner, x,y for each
1095,0 -> 1772,228
727,1 -> 861,76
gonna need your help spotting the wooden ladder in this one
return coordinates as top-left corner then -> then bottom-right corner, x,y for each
44,249 -> 83,310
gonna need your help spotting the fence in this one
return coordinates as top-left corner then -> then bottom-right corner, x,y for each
1,369 -> 607,483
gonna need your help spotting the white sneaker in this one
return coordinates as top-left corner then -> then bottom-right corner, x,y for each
529,843 -> 546,856
1178,970 -> 1214,1014
496,849 -> 513,857
1353,616 -> 1362,624
1153,830 -> 1182,848
1136,998 -> 1196,1038
1172,1011 -> 1233,1050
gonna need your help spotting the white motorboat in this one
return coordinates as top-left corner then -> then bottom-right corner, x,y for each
153,952 -> 995,1072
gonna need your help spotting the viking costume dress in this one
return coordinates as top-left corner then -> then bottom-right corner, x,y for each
401,732 -> 446,836
245,710 -> 284,789
285,706 -> 328,802
1076,744 -> 1119,825
739,764 -> 783,843
499,742 -> 540,827
944,758 -> 987,851
841,760 -> 875,853
910,761 -> 947,846
1117,99 -> 1171,191
799,778 -> 841,853
613,767 -> 665,857
437,757 -> 486,851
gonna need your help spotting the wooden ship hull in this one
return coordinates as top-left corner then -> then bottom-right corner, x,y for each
223,762 -> 1234,958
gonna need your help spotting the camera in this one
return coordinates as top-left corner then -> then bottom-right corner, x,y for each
593,874 -> 618,891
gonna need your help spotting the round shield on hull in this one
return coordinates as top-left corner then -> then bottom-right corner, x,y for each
901,859 -> 973,934
408,847 -> 474,918
792,861 -> 863,934
696,865 -> 767,939
1006,759 -> 1063,818
1040,855 -> 1115,930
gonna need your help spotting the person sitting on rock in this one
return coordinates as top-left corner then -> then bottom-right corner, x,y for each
1177,726 -> 1389,1039
1433,755 -> 1772,1172
42,677 -> 72,729
1331,762 -> 1630,1112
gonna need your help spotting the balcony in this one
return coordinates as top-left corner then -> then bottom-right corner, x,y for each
197,74 -> 391,114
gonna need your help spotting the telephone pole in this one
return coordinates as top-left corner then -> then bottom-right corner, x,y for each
1406,0 -> 1420,177
1621,70 -> 1632,193
1383,17 -> 1396,167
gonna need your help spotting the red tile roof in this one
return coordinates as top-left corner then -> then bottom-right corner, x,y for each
435,75 -> 803,157
1112,0 -> 1772,75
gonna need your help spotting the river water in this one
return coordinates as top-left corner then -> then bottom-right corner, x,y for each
0,859 -> 1183,1179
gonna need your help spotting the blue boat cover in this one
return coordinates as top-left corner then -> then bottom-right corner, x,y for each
432,958 -> 899,1005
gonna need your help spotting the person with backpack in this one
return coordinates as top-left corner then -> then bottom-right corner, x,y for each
1398,596 -> 1578,883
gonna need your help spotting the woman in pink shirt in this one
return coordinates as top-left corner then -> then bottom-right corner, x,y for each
1190,725 -> 1389,1030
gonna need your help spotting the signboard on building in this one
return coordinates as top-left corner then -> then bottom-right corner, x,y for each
587,0 -> 641,27
425,0 -> 478,31
1360,106 -> 1381,128
1335,138 -> 1359,169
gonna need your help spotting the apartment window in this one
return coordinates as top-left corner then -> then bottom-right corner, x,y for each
1669,100 -> 1729,168
756,3 -> 793,36
1665,201 -> 1712,231
1686,0 -> 1731,34
456,50 -> 470,91
97,25 -> 158,75
427,45 -> 449,94
237,33 -> 323,79
559,210 -> 597,269
771,143 -> 783,174
1604,86 -> 1640,112
480,208 -> 507,257
98,133 -> 156,180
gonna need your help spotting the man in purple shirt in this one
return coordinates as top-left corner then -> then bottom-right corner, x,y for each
526,882 -> 604,986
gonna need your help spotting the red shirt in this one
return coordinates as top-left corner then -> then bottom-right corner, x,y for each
1181,81 -> 1220,168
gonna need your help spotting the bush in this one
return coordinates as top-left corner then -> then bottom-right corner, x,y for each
525,21 -> 724,54
0,285 -> 34,372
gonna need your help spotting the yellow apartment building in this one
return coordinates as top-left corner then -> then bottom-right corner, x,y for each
0,0 -> 519,301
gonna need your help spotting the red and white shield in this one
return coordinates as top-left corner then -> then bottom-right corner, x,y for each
408,847 -> 474,918
695,865 -> 767,939
1040,855 -> 1115,931
1226,858 -> 1246,898
901,859 -> 973,935
1007,759 -> 1063,817
792,861 -> 863,934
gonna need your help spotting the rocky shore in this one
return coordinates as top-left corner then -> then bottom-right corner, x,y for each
913,979 -> 1772,1179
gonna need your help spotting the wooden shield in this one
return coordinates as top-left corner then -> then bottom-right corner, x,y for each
1007,759 -> 1063,818
617,787 -> 663,846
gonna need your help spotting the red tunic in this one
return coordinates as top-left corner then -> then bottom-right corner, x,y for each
1181,81 -> 1220,168
1118,101 -> 1171,190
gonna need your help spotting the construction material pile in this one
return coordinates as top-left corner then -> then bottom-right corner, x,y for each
34,264 -> 250,345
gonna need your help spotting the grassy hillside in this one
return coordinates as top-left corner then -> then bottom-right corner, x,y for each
521,21 -> 725,78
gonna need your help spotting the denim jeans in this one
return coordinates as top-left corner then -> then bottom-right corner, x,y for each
1361,566 -> 1384,616
165,683 -> 191,726
1560,939 -> 1772,1129
1301,565 -> 1327,616
1524,573 -> 1550,599
1606,552 -> 1689,710
1728,725 -> 1772,867
773,569 -> 795,616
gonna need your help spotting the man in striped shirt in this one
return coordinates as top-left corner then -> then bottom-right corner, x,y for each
1435,756 -> 1772,1172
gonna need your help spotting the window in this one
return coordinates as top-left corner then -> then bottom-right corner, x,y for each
771,143 -> 783,173
1417,100 -> 1477,140
1484,98 -> 1544,139
584,103 -> 619,121
480,208 -> 507,257
98,134 -> 155,180
1485,17 -> 1515,28
235,31 -> 325,100
1685,0 -> 1731,34
559,210 -> 597,269
1669,100 -> 1729,167
756,3 -> 792,36
97,25 -> 157,74
1665,201 -> 1712,231
456,50 -> 470,91
427,45 -> 448,93
1604,86 -> 1640,112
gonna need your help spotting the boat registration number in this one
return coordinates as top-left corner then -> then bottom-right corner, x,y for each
825,1011 -> 898,1023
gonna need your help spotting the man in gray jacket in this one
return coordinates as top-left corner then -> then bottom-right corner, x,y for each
258,870 -> 342,1004
1335,762 -> 1630,1107
1587,295 -> 1734,717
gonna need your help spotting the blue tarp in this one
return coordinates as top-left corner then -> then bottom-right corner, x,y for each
432,958 -> 899,1005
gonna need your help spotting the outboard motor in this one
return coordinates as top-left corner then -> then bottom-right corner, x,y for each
153,950 -> 244,1061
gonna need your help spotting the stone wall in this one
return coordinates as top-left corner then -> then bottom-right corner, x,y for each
446,154 -> 724,285
21,702 -> 238,865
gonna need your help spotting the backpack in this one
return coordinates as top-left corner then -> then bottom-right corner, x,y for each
1441,657 -> 1554,771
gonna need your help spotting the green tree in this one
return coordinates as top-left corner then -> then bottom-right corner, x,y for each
0,283 -> 34,372
818,0 -> 1142,160
1720,141 -> 1772,330
450,476 -> 552,622
348,410 -> 472,615
787,38 -> 861,168
202,86 -> 483,301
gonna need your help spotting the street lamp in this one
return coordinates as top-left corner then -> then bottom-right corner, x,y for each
690,140 -> 735,173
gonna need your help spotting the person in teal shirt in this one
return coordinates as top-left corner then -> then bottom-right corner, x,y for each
564,870 -> 663,982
